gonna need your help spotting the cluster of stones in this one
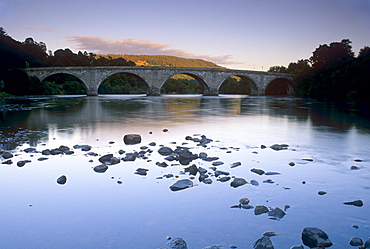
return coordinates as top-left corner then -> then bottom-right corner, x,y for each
1,130 -> 368,248
0,103 -> 31,112
166,228 -> 370,249
230,198 -> 289,220
0,129 -> 48,150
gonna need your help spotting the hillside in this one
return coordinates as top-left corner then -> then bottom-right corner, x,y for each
96,54 -> 226,68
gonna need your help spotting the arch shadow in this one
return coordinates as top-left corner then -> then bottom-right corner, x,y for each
265,78 -> 295,95
161,73 -> 210,95
219,75 -> 258,95
98,72 -> 149,94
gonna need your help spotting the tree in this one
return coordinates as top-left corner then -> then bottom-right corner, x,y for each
268,66 -> 287,73
310,39 -> 354,70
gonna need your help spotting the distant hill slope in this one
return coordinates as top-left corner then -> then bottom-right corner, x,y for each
96,54 -> 226,68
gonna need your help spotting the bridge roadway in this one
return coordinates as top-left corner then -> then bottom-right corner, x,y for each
25,66 -> 295,96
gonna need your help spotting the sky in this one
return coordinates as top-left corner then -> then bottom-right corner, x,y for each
1,0 -> 369,70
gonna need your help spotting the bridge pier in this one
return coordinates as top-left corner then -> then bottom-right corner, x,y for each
147,86 -> 161,96
203,88 -> 219,96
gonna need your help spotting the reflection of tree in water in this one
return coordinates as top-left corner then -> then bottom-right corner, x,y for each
45,97 -> 85,113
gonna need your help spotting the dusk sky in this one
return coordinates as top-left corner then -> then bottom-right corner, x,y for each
1,0 -> 369,70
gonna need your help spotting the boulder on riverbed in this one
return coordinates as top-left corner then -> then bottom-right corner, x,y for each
301,227 -> 333,248
253,235 -> 274,249
167,237 -> 188,249
230,177 -> 247,188
169,179 -> 193,191
57,175 -> 67,185
123,134 -> 141,145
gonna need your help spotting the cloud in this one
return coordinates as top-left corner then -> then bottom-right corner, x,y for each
67,35 -> 241,66
25,25 -> 56,32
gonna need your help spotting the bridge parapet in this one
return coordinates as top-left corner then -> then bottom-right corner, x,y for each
25,66 -> 294,96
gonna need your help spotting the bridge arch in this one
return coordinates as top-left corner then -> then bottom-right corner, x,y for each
219,75 -> 259,95
160,72 -> 210,95
98,72 -> 149,94
265,77 -> 295,95
43,73 -> 87,94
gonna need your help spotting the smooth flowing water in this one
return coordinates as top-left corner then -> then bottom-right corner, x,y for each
0,95 -> 369,248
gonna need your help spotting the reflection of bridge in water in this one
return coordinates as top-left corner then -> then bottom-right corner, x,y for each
25,66 -> 295,96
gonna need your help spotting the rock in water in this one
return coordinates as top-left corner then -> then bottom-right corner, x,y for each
254,205 -> 269,215
158,146 -> 174,156
99,154 -> 113,164
93,164 -> 108,173
2,152 -> 13,159
168,237 -> 188,249
268,207 -> 286,219
123,134 -> 141,145
343,200 -> 364,207
169,179 -> 193,191
57,175 -> 67,185
301,227 -> 333,248
253,235 -> 274,249
251,168 -> 265,175
230,178 -> 247,188
349,237 -> 363,246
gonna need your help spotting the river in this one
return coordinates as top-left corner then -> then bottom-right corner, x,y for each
0,95 -> 369,248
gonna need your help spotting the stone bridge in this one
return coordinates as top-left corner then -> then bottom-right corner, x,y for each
25,66 -> 295,96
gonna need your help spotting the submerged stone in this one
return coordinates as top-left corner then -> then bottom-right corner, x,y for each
343,200 -> 364,207
167,237 -> 188,249
253,235 -> 274,249
230,178 -> 247,188
57,175 -> 67,185
301,227 -> 333,248
169,179 -> 193,191
93,164 -> 108,173
123,134 -> 141,145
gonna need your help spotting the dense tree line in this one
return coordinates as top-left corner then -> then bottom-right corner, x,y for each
99,73 -> 147,94
268,39 -> 370,100
161,78 -> 203,94
0,27 -> 134,96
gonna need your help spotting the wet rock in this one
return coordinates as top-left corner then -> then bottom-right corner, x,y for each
290,246 -> 304,249
318,191 -> 327,195
57,175 -> 67,185
218,176 -> 231,182
261,145 -> 267,149
270,144 -> 288,151
212,161 -> 224,166
202,178 -> 213,184
202,245 -> 223,249
1,151 -> 13,159
58,145 -> 70,152
230,178 -> 247,188
42,149 -> 51,155
214,170 -> 230,177
184,164 -> 198,175
198,173 -> 208,182
239,198 -> 250,204
230,161 -> 241,168
158,147 -> 174,156
268,207 -> 286,219
350,165 -> 360,170
254,205 -> 269,215
344,200 -> 364,207
199,152 -> 208,159
250,179 -> 259,186
1,159 -> 12,164
265,172 -> 280,175
263,232 -> 277,237
135,168 -> 149,176
24,147 -> 37,153
251,168 -> 265,175
38,157 -> 48,161
349,237 -> 363,246
253,235 -> 274,249
263,179 -> 274,184
99,154 -> 113,164
364,238 -> 370,248
118,149 -> 125,155
169,179 -> 193,191
17,160 -> 26,167
123,134 -> 141,145
167,237 -> 188,249
302,158 -> 314,161
156,161 -> 169,168
148,142 -> 156,146
289,162 -> 295,166
163,129 -> 169,132
93,164 -> 108,173
74,144 -> 92,151
202,156 -> 219,162
301,227 -> 333,248
122,152 -> 138,161
198,167 -> 208,174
